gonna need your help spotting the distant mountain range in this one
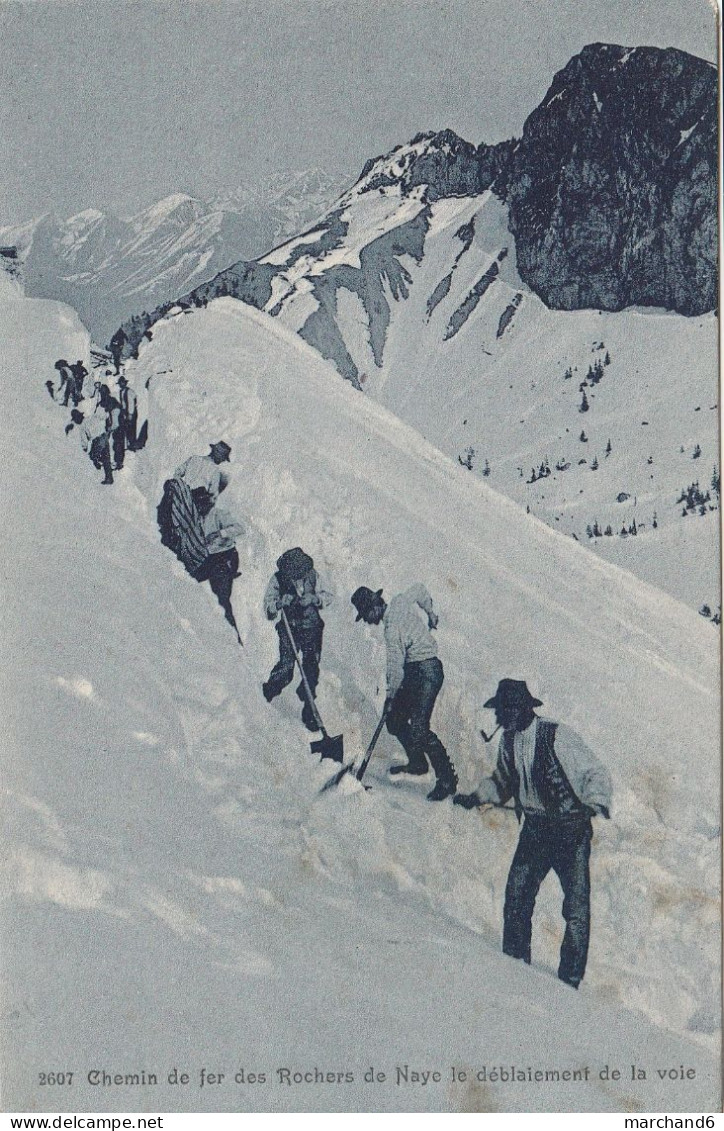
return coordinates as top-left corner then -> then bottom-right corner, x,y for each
0,169 -> 351,344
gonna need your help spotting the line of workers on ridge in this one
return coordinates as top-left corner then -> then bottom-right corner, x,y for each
157,438 -> 613,992
47,357 -> 146,485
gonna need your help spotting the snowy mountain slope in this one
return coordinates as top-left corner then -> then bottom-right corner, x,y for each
133,46 -> 716,611
1,284 -> 719,1112
0,171 -> 351,348
215,161 -> 718,612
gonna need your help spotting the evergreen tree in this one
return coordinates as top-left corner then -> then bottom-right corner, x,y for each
579,430 -> 588,442
605,439 -> 612,456
590,456 -> 599,470
693,443 -> 702,459
579,390 -> 590,413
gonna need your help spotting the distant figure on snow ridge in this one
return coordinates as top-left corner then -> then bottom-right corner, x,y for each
454,679 -> 612,989
71,360 -> 89,403
79,404 -> 114,485
192,488 -> 245,644
110,327 -> 127,374
55,359 -> 79,407
350,583 -> 457,802
65,408 -> 84,436
117,376 -> 139,451
262,548 -> 331,731
157,441 -> 232,575
98,385 -> 124,471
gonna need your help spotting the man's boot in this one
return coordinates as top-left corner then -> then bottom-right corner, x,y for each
389,761 -> 429,776
427,771 -> 458,802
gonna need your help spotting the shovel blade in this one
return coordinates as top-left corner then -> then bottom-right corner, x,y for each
311,733 -> 344,763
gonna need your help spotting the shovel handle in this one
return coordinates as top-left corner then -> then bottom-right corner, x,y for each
279,608 -> 326,734
355,703 -> 390,782
318,705 -> 390,795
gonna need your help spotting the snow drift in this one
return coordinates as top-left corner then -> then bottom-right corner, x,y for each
1,281 -> 719,1112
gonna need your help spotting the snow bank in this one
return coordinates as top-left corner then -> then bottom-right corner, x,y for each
1,286 -> 719,1112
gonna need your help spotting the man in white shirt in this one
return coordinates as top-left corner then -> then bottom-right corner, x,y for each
193,490 -> 245,644
351,584 -> 457,802
174,441 -> 231,503
79,406 -> 114,485
454,678 -> 612,988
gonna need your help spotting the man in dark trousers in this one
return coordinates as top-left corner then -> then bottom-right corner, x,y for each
55,359 -> 76,406
79,404 -> 114,484
454,679 -> 612,988
118,376 -> 139,450
192,488 -> 244,644
98,385 -> 124,470
71,360 -> 89,402
262,548 -> 331,730
351,584 -> 457,802
110,327 -> 128,374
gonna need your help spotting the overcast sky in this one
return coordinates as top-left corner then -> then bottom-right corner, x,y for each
0,0 -> 718,224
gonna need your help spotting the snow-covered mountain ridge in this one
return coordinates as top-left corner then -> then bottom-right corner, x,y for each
170,43 -> 715,325
141,45 -> 718,611
1,278 -> 719,1110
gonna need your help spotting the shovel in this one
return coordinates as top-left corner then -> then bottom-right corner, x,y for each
279,608 -> 344,763
319,703 -> 390,794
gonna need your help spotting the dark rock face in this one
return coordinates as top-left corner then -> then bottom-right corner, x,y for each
116,43 -> 716,357
503,44 -> 717,315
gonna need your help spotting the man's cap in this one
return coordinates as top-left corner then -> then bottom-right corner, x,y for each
118,376 -> 128,386
276,547 -> 314,582
484,679 -> 543,710
210,440 -> 231,462
55,359 -> 68,368
351,586 -> 383,621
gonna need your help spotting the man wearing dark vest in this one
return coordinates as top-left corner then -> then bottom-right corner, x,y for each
454,679 -> 612,988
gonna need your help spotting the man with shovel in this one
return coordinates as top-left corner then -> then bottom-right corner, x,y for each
262,548 -> 331,731
453,679 -> 612,988
350,584 -> 458,802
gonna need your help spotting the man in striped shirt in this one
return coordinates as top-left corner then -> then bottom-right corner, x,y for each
351,583 -> 457,802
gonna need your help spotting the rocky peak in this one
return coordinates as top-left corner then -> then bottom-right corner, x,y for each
356,128 -> 512,201
503,44 -> 717,315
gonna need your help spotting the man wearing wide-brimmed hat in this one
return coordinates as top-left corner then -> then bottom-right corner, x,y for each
174,440 -> 232,504
454,678 -> 612,988
351,583 -> 457,802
